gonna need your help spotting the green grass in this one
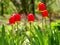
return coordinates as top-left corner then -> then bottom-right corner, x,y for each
0,21 -> 60,45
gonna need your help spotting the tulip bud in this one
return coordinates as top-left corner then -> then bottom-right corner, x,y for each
38,3 -> 46,11
9,16 -> 15,24
41,10 -> 48,18
27,13 -> 35,22
14,13 -> 21,22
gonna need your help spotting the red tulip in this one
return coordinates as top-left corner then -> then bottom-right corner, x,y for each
27,13 -> 35,22
14,13 -> 21,22
38,3 -> 46,11
9,16 -> 15,24
41,10 -> 48,18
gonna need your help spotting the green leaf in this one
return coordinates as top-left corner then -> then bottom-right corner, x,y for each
33,25 -> 44,45
1,24 -> 5,38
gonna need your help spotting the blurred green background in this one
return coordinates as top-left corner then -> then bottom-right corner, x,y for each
0,0 -> 60,23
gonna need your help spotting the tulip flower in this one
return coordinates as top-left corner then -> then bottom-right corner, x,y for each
13,13 -> 21,32
14,13 -> 21,22
9,16 -> 15,24
27,13 -> 35,37
13,13 -> 21,43
27,13 -> 35,22
9,16 -> 15,44
41,10 -> 48,18
13,13 -> 21,44
38,3 -> 46,11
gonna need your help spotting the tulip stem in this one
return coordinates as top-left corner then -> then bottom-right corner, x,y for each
42,16 -> 43,29
42,17 -> 45,32
30,22 -> 31,31
49,13 -> 52,34
12,25 -> 14,32
30,22 -> 31,36
11,25 -> 14,45
17,22 -> 20,45
17,22 -> 19,30
30,22 -> 32,36
42,17 -> 46,33
44,18 -> 47,33
11,24 -> 14,35
30,22 -> 32,45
